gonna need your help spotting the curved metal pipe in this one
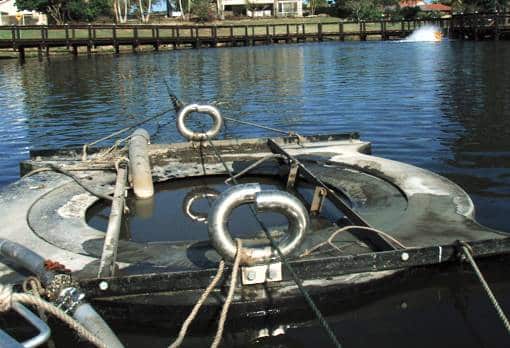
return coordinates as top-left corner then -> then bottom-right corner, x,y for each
208,184 -> 309,265
176,104 -> 223,141
0,239 -> 124,348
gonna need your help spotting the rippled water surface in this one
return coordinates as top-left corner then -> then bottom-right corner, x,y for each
1,40 -> 510,347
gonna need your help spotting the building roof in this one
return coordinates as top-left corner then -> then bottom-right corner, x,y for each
399,0 -> 425,8
419,3 -> 452,12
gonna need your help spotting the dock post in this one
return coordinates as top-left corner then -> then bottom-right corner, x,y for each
318,23 -> 323,41
244,25 -> 249,46
72,44 -> 78,56
18,47 -> 25,63
339,22 -> 344,41
212,26 -> 217,47
37,46 -> 43,61
45,46 -> 50,57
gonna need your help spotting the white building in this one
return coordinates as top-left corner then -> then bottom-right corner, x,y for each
219,0 -> 302,17
0,0 -> 47,25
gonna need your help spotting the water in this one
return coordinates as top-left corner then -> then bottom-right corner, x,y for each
1,40 -> 510,346
403,25 -> 442,42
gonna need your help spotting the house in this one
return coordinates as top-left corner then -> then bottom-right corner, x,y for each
0,0 -> 47,25
218,0 -> 303,17
399,0 -> 425,8
419,3 -> 451,14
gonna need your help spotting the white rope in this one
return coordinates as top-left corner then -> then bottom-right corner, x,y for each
167,240 -> 243,348
211,239 -> 242,348
0,284 -> 107,348
168,261 -> 226,348
300,225 -> 407,257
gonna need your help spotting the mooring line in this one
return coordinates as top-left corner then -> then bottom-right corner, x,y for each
82,107 -> 174,160
202,133 -> 343,348
460,241 -> 510,334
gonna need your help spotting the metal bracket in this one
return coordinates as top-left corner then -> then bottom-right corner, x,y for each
310,186 -> 327,214
286,161 -> 299,189
55,287 -> 85,314
241,262 -> 282,285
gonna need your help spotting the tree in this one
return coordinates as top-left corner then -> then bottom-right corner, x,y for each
113,0 -> 129,23
308,0 -> 328,15
16,0 -> 112,23
191,0 -> 211,21
16,0 -> 66,24
345,0 -> 381,20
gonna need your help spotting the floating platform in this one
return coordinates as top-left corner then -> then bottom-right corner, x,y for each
1,128 -> 507,312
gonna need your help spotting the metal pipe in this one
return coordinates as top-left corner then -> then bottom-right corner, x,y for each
0,239 -> 124,348
128,128 -> 154,199
0,239 -> 50,284
208,184 -> 309,265
98,164 -> 128,278
73,303 -> 123,348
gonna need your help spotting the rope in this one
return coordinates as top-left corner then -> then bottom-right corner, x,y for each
169,261 -> 226,348
82,107 -> 173,160
301,225 -> 407,257
37,164 -> 114,201
223,116 -> 305,140
0,284 -> 107,348
211,239 -> 242,348
168,240 -> 242,348
460,241 -> 510,334
201,135 -> 343,348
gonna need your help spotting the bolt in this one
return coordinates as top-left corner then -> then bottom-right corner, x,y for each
98,281 -> 109,291
247,271 -> 256,281
401,252 -> 410,261
401,301 -> 408,310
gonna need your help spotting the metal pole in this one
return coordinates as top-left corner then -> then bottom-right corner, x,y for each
98,164 -> 128,278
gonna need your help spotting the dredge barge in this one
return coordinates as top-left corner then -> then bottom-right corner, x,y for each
1,103 -> 509,346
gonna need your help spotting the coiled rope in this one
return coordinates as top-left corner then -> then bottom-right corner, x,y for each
460,241 -> 510,334
0,284 -> 107,348
168,239 -> 242,348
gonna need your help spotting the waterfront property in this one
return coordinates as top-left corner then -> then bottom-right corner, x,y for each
0,18 -> 449,62
0,13 -> 508,62
0,0 -> 47,25
219,0 -> 303,18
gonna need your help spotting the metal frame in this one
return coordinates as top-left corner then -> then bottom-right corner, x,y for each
267,138 -> 396,251
80,237 -> 510,298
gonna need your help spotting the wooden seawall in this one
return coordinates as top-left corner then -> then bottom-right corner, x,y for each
450,13 -> 510,41
0,19 -> 449,62
1,13 -> 509,62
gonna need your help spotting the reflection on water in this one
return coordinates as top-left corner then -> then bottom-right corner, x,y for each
1,40 -> 510,347
1,41 -> 509,231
